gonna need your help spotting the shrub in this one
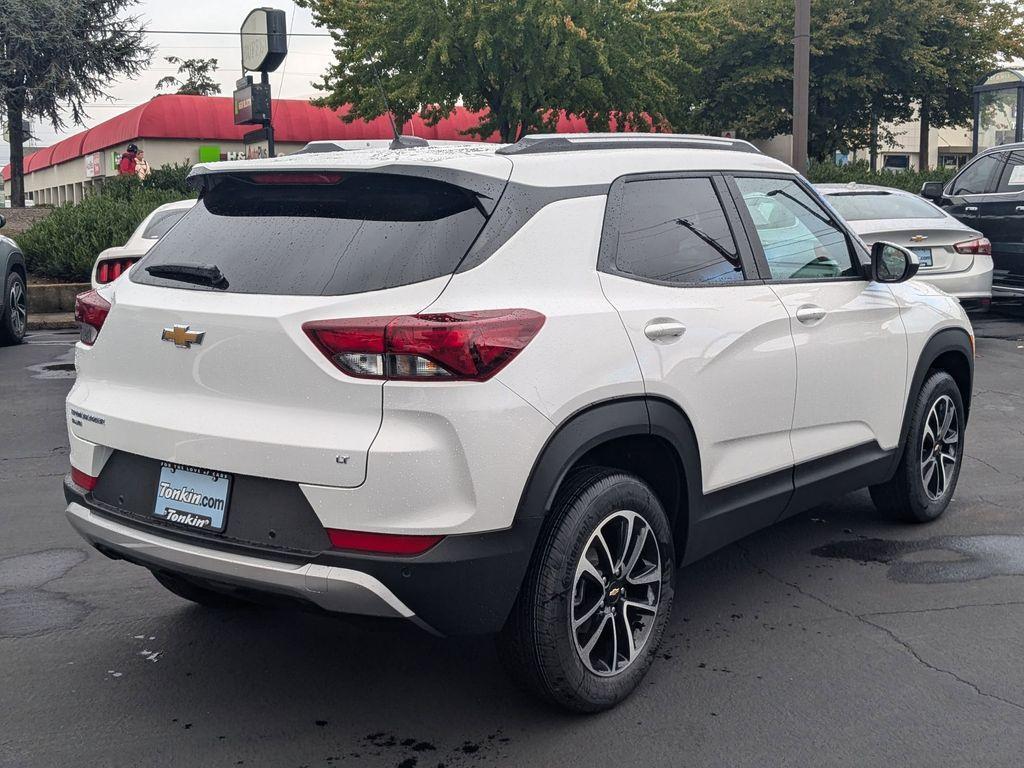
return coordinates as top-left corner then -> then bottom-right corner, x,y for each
806,160 -> 956,193
18,189 -> 190,281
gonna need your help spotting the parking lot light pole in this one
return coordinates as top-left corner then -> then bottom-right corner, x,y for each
792,0 -> 810,174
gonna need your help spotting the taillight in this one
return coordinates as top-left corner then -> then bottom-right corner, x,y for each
954,237 -> 991,255
95,257 -> 139,284
75,290 -> 111,346
71,467 -> 98,492
326,528 -> 443,556
303,309 -> 545,382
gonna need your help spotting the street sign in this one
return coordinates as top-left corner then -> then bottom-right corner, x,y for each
240,8 -> 288,73
233,76 -> 271,125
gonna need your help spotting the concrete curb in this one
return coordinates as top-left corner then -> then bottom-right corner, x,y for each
27,282 -> 90,314
28,312 -> 77,331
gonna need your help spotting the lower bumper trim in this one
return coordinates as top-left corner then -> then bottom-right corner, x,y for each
66,502 -> 420,623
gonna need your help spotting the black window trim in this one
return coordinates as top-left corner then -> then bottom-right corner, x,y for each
597,170 -> 761,288
723,171 -> 870,286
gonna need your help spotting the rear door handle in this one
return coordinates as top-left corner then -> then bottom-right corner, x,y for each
1015,205 -> 1024,212
644,319 -> 686,341
964,206 -> 979,212
795,305 -> 827,325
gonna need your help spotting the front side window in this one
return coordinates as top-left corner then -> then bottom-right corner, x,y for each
613,177 -> 744,284
735,177 -> 858,281
949,153 -> 1003,195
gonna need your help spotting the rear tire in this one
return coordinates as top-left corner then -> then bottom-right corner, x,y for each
870,371 -> 965,523
152,571 -> 252,609
0,271 -> 27,346
498,467 -> 675,712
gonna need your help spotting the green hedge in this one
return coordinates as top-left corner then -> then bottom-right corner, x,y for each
805,160 -> 956,193
19,189 -> 191,281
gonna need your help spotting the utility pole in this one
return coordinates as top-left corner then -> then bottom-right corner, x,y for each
792,0 -> 810,174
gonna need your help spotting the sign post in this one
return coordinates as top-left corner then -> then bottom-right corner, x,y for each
235,8 -> 287,156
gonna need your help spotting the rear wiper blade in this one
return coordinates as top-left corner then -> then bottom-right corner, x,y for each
145,263 -> 228,289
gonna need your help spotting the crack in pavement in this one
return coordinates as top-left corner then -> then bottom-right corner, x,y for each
965,453 -> 1023,482
862,601 -> 1024,618
737,545 -> 1024,715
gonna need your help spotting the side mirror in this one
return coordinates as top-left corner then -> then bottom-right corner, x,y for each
0,214 -> 5,229
872,241 -> 920,283
920,181 -> 945,201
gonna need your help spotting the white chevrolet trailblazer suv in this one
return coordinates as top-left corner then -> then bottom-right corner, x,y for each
66,134 -> 974,712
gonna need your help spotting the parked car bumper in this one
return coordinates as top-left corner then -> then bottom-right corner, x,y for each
915,254 -> 993,300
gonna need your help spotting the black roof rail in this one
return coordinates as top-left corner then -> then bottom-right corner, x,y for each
495,132 -> 761,156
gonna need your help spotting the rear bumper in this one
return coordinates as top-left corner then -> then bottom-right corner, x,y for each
66,500 -> 422,621
64,475 -> 542,635
915,255 -> 993,300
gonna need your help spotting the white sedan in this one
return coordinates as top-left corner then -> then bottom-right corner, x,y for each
91,199 -> 195,288
818,183 -> 993,308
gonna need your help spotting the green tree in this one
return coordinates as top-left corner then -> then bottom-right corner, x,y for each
907,1 -> 1024,169
298,0 -> 682,142
156,56 -> 221,97
676,0 -> 926,160
0,0 -> 152,207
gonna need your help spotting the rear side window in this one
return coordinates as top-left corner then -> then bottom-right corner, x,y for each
950,153 -> 1003,195
995,150 -> 1024,193
133,173 -> 487,296
612,177 -> 744,284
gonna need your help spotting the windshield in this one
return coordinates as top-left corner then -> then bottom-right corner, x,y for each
825,192 -> 944,222
133,172 -> 487,296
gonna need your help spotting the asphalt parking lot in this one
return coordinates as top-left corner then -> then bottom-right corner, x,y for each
2,307 -> 1023,768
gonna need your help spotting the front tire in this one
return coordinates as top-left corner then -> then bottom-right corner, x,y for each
0,271 -> 27,346
870,371 -> 965,523
499,467 -> 675,712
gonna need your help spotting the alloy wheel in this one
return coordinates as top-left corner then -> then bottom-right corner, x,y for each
920,394 -> 959,501
570,509 -> 661,677
9,279 -> 26,338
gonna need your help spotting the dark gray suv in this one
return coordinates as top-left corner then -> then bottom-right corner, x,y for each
0,214 -> 27,345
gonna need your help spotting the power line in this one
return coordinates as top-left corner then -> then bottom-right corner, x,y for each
133,29 -> 333,37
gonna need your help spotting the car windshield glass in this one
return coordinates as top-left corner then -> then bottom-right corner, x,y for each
825,192 -> 944,222
132,172 -> 487,296
141,208 -> 189,239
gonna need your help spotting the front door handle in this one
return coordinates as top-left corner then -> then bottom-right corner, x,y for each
1015,205 -> 1024,212
964,206 -> 979,212
644,319 -> 686,341
795,305 -> 827,325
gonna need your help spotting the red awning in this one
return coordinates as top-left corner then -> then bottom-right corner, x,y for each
3,95 -> 605,181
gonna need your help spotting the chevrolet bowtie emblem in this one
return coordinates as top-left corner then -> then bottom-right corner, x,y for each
161,324 -> 205,348
910,235 -> 928,242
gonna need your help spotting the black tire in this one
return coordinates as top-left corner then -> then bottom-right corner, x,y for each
0,271 -> 27,346
498,467 -> 675,712
152,571 -> 252,609
870,371 -> 965,523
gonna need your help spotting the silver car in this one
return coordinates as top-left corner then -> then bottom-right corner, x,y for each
818,183 -> 993,307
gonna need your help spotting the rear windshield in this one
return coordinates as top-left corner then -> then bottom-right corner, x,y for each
141,208 -> 189,239
132,172 -> 487,295
824,191 -> 944,222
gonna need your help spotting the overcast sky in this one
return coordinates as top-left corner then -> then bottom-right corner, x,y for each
0,0 -> 335,165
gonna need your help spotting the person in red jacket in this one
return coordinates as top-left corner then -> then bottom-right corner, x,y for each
117,143 -> 139,176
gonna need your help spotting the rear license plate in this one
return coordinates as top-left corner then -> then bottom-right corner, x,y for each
911,247 -> 933,267
153,462 -> 232,532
